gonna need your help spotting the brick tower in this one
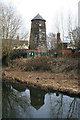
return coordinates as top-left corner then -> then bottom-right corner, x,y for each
29,14 -> 47,51
57,32 -> 60,49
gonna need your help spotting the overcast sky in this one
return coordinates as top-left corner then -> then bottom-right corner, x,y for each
2,0 -> 80,36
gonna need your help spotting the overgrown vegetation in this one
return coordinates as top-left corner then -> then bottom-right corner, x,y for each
10,56 -> 51,72
9,56 -> 78,73
24,57 -> 51,71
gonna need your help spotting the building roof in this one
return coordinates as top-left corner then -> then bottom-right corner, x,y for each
3,39 -> 28,46
31,14 -> 46,21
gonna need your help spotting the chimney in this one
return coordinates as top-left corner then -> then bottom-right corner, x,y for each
57,33 -> 60,49
17,35 -> 19,41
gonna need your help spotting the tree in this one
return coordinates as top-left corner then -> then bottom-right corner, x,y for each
54,11 -> 79,51
47,32 -> 57,50
0,2 -> 28,65
67,13 -> 79,50
71,28 -> 79,50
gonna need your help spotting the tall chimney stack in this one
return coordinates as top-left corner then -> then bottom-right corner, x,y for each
17,35 -> 19,41
57,32 -> 60,49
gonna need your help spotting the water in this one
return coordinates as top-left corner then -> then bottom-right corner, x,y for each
2,82 -> 80,119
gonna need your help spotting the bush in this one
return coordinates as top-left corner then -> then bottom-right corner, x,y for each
2,55 -> 10,66
10,49 -> 27,60
2,49 -> 26,66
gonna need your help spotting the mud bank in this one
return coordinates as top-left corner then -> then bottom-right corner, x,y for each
2,68 -> 80,98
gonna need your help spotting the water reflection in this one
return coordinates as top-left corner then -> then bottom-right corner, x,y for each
45,93 -> 78,118
2,82 -> 80,118
11,82 -> 27,92
30,87 -> 46,110
2,82 -> 31,118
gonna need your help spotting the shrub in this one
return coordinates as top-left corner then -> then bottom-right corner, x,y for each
10,49 -> 27,60
24,56 -> 51,71
2,49 -> 26,66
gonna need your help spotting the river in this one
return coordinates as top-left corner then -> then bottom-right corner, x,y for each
2,82 -> 80,118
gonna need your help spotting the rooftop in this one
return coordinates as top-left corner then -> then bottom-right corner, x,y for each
31,14 -> 46,21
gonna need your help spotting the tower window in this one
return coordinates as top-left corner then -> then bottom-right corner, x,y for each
39,24 -> 42,26
39,29 -> 42,31
39,34 -> 42,38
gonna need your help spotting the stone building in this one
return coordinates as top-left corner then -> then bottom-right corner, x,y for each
29,14 -> 47,52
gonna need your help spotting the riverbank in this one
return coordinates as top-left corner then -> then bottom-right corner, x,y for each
2,68 -> 80,98
2,56 -> 80,97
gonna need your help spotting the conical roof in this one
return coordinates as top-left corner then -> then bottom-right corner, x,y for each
31,14 -> 46,21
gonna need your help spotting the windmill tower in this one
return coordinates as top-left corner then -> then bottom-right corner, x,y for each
29,14 -> 47,51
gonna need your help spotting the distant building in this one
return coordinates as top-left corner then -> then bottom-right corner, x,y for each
13,35 -> 28,49
29,14 -> 47,52
2,36 -> 28,50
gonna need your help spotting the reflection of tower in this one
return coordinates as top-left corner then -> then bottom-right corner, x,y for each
30,87 -> 46,110
29,14 -> 47,51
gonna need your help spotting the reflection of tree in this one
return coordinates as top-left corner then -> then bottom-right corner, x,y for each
67,98 -> 78,118
56,94 -> 63,118
48,93 -> 78,118
2,82 -> 12,118
48,93 -> 55,117
49,93 -> 63,118
2,82 -> 32,118
78,99 -> 80,119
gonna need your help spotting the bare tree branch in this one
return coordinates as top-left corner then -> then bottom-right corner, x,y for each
0,2 -> 28,59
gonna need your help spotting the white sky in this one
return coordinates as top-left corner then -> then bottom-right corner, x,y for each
1,0 -> 80,37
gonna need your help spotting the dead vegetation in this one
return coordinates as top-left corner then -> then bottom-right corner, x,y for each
9,56 -> 78,74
